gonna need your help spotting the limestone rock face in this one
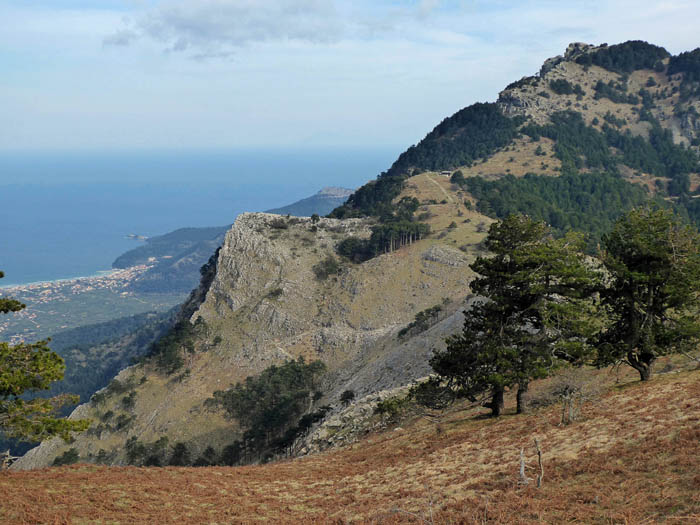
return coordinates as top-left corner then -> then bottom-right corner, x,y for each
499,58 -> 606,124
496,40 -> 700,157
538,43 -> 590,76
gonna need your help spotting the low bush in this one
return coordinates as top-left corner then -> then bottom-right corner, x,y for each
52,448 -> 80,466
313,256 -> 342,280
374,395 -> 412,423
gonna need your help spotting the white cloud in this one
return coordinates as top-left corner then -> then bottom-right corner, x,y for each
104,0 -> 348,54
102,0 -> 467,57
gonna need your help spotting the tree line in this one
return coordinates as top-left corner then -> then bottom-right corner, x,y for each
668,47 -> 700,101
463,171 -> 650,249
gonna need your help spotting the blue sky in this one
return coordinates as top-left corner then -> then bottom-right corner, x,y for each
1,0 -> 699,151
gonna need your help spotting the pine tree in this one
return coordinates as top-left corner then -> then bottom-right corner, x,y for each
596,207 -> 700,380
427,215 -> 602,416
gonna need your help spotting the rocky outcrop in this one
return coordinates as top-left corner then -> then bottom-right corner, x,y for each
540,42 -> 596,77
299,384 -> 417,455
421,245 -> 468,267
317,187 -> 354,199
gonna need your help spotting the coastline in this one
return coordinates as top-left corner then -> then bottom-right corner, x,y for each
0,263 -> 177,345
0,266 -> 149,293
0,270 -> 119,291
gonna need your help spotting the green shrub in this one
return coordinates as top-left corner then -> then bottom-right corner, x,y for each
269,218 -> 288,229
193,446 -> 218,467
121,391 -> 136,410
374,396 -> 411,422
126,436 -> 169,466
549,79 -> 584,96
266,287 -> 283,299
340,390 -> 356,406
450,170 -> 465,185
313,256 -> 342,280
114,414 -> 134,430
168,442 -> 191,466
398,305 -> 443,338
52,448 -> 80,466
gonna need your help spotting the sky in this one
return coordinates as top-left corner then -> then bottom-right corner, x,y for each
1,0 -> 699,152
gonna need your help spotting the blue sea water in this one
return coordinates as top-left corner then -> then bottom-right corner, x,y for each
0,149 -> 398,286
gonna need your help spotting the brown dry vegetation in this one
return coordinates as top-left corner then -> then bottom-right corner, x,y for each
2,360 -> 699,524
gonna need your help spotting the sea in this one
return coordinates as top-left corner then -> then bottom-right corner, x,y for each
0,148 -> 398,286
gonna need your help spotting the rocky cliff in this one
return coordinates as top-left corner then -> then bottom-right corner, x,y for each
15,177 -> 487,468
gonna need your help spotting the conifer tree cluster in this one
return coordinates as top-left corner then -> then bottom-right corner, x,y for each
206,357 -> 327,464
423,215 -> 602,415
423,208 -> 700,416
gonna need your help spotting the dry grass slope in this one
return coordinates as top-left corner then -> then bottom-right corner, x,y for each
2,363 -> 699,524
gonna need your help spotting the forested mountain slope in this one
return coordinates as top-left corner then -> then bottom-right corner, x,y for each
333,40 -> 700,244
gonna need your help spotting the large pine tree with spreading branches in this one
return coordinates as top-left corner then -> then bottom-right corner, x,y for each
426,215 -> 603,416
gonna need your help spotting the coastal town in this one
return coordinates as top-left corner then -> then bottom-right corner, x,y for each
0,264 -> 181,344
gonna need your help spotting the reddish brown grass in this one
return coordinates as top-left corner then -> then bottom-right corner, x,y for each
2,368 -> 699,524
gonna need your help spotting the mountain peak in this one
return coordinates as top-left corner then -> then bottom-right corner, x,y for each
265,186 -> 354,216
564,41 -> 596,59
539,41 -> 597,77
